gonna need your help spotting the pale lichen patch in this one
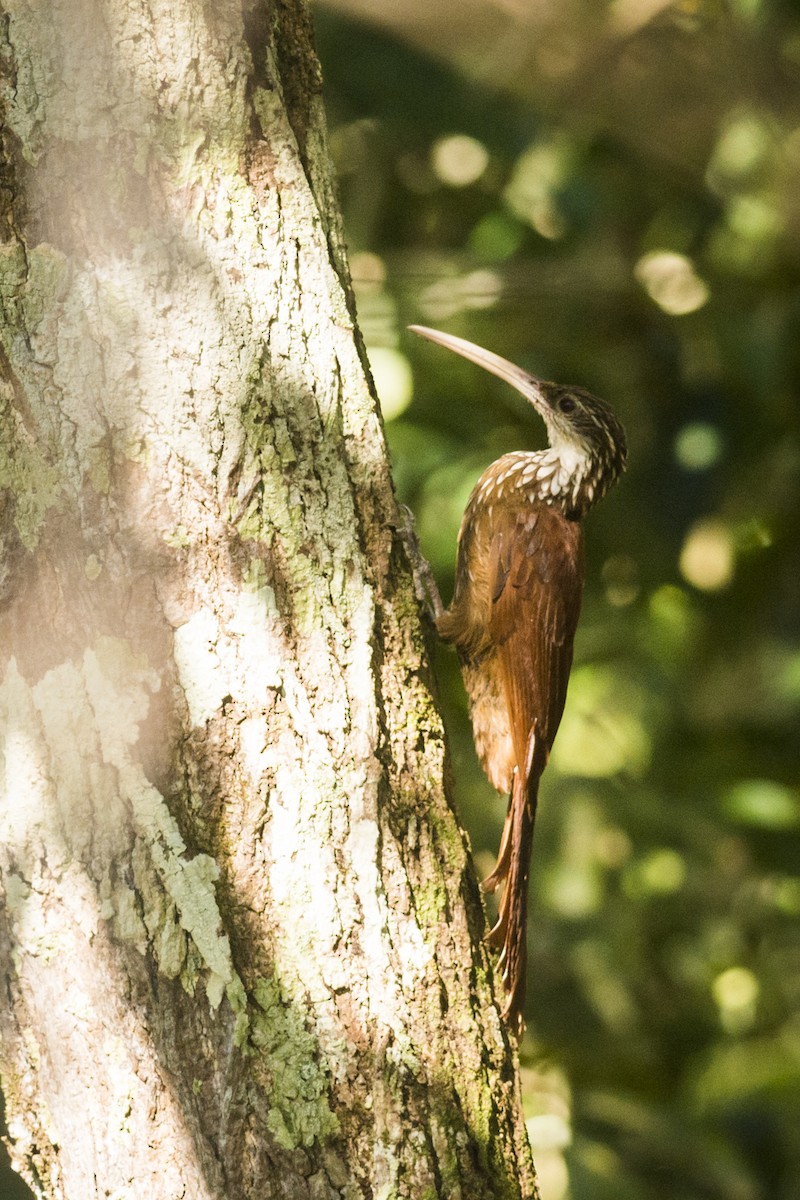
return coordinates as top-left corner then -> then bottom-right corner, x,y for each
251,975 -> 339,1150
20,242 -> 70,338
0,411 -> 62,551
3,873 -> 31,913
152,902 -> 188,981
125,771 -> 236,995
108,882 -> 148,954
0,640 -> 231,1003
0,659 -> 57,857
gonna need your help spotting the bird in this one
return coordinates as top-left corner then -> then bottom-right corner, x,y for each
409,325 -> 627,1034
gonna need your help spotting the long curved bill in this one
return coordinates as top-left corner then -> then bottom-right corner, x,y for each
408,324 -> 547,410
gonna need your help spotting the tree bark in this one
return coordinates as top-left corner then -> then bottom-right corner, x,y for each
0,2 -> 537,1197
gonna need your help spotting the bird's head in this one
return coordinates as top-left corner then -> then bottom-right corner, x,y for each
533,380 -> 627,484
409,325 -> 627,503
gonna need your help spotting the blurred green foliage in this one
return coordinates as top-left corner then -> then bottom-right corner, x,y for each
316,2 -> 800,1198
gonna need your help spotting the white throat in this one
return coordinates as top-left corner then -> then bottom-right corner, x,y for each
542,440 -> 592,492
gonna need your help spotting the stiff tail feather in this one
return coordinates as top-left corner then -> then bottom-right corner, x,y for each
483,727 -> 540,1036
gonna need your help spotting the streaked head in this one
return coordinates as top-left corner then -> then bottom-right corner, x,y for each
409,325 -> 627,491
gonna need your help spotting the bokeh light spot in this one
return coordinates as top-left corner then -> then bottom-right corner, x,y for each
731,0 -> 765,23
773,877 -> 800,914
550,666 -> 651,778
367,347 -> 413,421
714,964 -> 758,1022
526,1111 -> 572,1152
623,848 -> 686,897
350,251 -> 386,291
640,848 -> 686,893
725,779 -> 800,829
648,584 -> 696,640
595,826 -> 633,870
610,0 -> 673,35
778,651 -> 800,701
547,865 -> 602,918
726,193 -> 782,243
602,554 -> 640,607
418,277 -> 462,323
635,251 -> 710,315
525,1117 -> 571,1200
461,269 -> 502,310
679,519 -> 734,590
469,211 -> 526,261
735,516 -> 773,552
504,138 -> 572,239
708,111 -> 770,182
431,135 -> 489,187
674,422 -> 723,470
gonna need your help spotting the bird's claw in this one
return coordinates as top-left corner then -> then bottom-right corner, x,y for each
396,503 -> 444,623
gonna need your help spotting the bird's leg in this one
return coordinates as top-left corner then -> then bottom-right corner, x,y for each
396,503 -> 444,622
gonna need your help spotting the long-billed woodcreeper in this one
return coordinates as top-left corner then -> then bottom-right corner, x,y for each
410,325 -> 627,1034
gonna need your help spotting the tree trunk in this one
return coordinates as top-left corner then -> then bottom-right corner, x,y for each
0,2 -> 537,1197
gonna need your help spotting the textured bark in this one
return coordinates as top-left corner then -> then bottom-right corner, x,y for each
0,2 -> 537,1198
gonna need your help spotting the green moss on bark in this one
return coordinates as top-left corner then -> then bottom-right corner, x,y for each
251,975 -> 340,1150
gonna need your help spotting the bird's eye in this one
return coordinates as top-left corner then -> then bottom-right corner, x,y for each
558,396 -> 577,414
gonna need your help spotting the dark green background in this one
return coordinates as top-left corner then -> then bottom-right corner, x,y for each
315,3 -> 800,1199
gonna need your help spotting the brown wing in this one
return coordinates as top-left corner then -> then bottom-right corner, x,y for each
488,503 -> 584,778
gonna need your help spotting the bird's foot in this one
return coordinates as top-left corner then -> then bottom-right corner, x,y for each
396,503 -> 444,623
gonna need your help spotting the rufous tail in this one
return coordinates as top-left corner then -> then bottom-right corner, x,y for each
483,729 -> 541,1036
